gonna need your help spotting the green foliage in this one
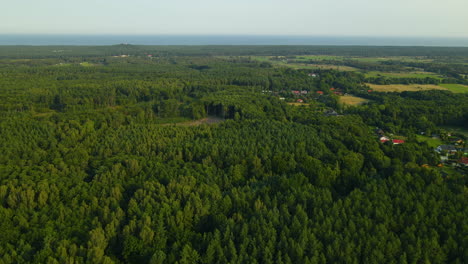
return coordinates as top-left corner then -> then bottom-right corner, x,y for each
0,47 -> 467,264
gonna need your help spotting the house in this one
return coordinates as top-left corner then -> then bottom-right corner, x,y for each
279,97 -> 285,100
316,91 -> 324,95
330,88 -> 336,91
292,90 -> 300,95
367,90 -> 373,93
436,145 -> 457,154
300,90 -> 308,95
458,157 -> 468,167
392,139 -> 405,145
375,128 -> 385,136
297,99 -> 304,103
308,73 -> 317,77
324,109 -> 339,116
449,138 -> 464,145
380,136 -> 390,143
333,91 -> 343,96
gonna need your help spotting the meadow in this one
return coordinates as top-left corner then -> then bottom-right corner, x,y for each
416,135 -> 444,148
340,95 -> 369,105
439,83 -> 468,93
364,71 -> 442,79
366,83 -> 446,92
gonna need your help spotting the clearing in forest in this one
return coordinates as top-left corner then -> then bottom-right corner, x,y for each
416,135 -> 444,148
340,95 -> 369,105
162,116 -> 225,126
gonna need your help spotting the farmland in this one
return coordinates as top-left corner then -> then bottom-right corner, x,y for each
364,71 -> 442,79
439,83 -> 468,93
366,83 -> 447,92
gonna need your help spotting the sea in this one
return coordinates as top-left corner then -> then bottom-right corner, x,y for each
1,35 -> 468,47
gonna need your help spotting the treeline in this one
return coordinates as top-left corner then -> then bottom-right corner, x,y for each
347,90 -> 468,135
2,45 -> 468,59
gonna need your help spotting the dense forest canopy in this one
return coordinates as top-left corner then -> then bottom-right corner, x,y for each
2,45 -> 468,58
0,46 -> 467,264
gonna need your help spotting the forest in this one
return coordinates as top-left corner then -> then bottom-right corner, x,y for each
0,46 -> 467,264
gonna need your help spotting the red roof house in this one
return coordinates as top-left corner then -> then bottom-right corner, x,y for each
380,136 -> 390,143
459,157 -> 468,166
316,91 -> 324,95
392,139 -> 405,144
297,99 -> 304,103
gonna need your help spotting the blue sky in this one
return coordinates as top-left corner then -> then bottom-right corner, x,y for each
2,0 -> 467,37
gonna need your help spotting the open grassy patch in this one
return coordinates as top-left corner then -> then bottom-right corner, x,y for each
248,56 -> 357,71
366,83 -> 447,92
80,62 -> 94,67
295,55 -> 344,61
340,95 -> 369,106
416,135 -> 443,148
301,64 -> 357,71
439,84 -> 468,93
364,71 -> 442,79
355,56 -> 434,63
161,116 -> 224,126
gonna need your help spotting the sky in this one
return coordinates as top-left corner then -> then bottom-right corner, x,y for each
2,0 -> 468,37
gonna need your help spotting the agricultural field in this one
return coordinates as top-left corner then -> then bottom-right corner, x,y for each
366,83 -> 446,92
353,56 -> 434,63
294,55 -> 344,61
439,83 -> 468,93
250,56 -> 358,71
340,95 -> 369,105
364,71 -> 442,79
298,64 -> 357,71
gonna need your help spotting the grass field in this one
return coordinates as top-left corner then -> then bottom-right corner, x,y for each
364,71 -> 442,79
295,55 -> 343,61
438,84 -> 468,93
299,64 -> 357,71
366,84 -> 446,92
249,56 -> 358,71
416,135 -> 443,148
80,62 -> 94,67
340,95 -> 369,105
354,56 -> 434,63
